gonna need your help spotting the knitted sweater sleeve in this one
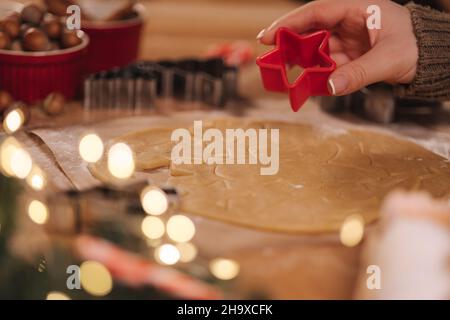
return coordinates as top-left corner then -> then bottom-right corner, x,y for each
396,2 -> 450,100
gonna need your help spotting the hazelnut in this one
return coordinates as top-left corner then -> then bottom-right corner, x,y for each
21,3 -> 45,26
22,28 -> 50,51
0,31 -> 11,50
0,17 -> 21,39
61,29 -> 82,49
42,92 -> 65,115
0,90 -> 13,113
41,14 -> 62,40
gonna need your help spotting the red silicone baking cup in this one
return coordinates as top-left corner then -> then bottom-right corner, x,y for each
82,4 -> 146,74
0,31 -> 89,104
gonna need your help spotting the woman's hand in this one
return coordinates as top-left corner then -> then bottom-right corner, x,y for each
257,0 -> 419,96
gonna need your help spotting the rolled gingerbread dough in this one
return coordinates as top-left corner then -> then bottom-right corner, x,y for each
91,119 -> 450,233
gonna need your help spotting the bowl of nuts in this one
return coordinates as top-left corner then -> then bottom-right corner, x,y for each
0,3 -> 89,104
45,0 -> 145,74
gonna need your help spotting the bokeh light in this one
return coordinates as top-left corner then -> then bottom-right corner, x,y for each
140,186 -> 169,215
3,109 -> 24,134
79,133 -> 104,163
0,138 -> 32,179
209,258 -> 240,280
28,200 -> 49,225
107,143 -> 135,179
10,147 -> 32,179
0,137 -> 20,176
80,261 -> 113,297
141,216 -> 165,240
26,166 -> 46,191
166,215 -> 196,243
339,214 -> 365,247
46,291 -> 70,300
176,242 -> 198,263
155,244 -> 180,265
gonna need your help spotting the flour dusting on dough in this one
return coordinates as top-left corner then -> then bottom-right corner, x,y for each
315,125 -> 348,138
91,118 -> 450,233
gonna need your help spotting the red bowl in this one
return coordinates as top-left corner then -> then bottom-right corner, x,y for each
82,4 -> 146,74
0,31 -> 89,104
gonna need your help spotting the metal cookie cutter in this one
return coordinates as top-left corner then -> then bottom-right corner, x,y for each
256,28 -> 336,112
84,58 -> 238,112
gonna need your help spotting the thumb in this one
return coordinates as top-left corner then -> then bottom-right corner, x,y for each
328,47 -> 390,96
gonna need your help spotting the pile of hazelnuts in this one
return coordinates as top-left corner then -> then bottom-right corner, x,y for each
0,3 -> 83,52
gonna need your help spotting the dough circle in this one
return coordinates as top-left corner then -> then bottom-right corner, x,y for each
92,119 -> 450,233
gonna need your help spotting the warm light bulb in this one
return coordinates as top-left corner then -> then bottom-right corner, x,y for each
166,215 -> 196,243
79,133 -> 104,163
209,258 -> 240,280
107,143 -> 135,179
46,291 -> 70,300
141,216 -> 165,240
28,200 -> 49,225
3,109 -> 24,133
0,137 -> 20,176
26,166 -> 46,191
140,186 -> 169,215
10,147 -> 32,179
80,261 -> 113,297
340,214 -> 365,247
155,244 -> 180,265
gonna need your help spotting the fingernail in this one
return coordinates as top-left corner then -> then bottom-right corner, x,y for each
256,29 -> 265,41
328,75 -> 348,95
268,20 -> 278,31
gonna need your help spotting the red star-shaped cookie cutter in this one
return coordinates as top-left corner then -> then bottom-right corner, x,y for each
256,28 -> 336,112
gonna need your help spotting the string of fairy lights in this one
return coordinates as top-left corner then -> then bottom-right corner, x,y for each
0,105 -> 365,299
0,109 -> 245,299
78,133 -> 201,267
